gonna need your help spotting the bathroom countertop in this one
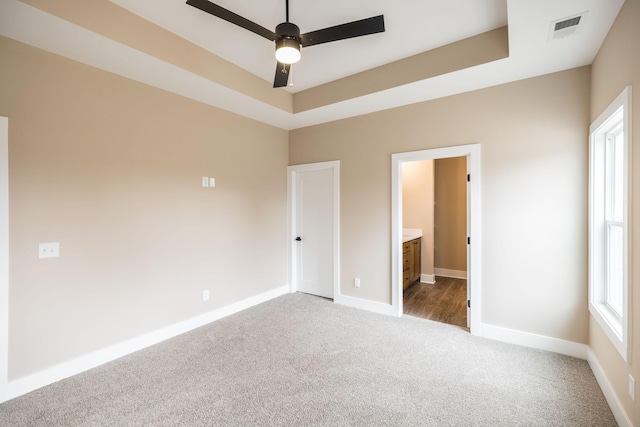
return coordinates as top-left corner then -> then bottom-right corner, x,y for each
402,229 -> 423,243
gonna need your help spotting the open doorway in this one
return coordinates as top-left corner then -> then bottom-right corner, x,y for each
401,157 -> 468,328
391,144 -> 481,334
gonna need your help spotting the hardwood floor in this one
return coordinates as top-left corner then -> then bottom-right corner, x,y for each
403,276 -> 468,329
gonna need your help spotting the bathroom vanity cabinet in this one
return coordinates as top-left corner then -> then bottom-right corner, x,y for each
402,237 -> 421,290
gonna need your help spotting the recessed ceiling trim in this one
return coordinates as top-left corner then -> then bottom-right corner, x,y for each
3,0 -> 626,131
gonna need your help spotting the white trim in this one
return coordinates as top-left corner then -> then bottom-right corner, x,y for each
0,284 -> 289,404
392,144 -> 481,335
588,85 -> 632,362
433,268 -> 467,280
287,161 -> 340,300
587,348 -> 633,427
334,294 -> 396,317
0,117 -> 8,403
420,274 -> 436,284
481,323 -> 588,359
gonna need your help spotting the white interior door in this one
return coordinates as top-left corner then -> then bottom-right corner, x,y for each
295,168 -> 334,299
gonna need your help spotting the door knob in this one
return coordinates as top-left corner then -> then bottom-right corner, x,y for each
295,237 -> 302,241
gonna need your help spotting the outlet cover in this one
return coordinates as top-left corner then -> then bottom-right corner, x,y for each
354,277 -> 361,288
203,290 -> 210,302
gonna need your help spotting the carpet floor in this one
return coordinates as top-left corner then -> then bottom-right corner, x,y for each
0,293 -> 617,426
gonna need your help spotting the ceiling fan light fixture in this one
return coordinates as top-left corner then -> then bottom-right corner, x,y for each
275,38 -> 301,64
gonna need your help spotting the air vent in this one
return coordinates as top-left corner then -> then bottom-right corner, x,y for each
548,11 -> 588,41
555,16 -> 581,31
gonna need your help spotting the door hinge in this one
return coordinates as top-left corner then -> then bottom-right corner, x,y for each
467,174 -> 470,182
467,237 -> 470,245
467,300 -> 471,308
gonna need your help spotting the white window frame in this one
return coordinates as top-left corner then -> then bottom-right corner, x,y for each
589,86 -> 632,362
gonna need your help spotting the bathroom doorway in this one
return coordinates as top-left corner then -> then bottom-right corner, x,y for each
401,157 -> 468,328
391,144 -> 481,334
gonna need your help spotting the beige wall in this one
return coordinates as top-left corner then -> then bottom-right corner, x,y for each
590,0 -> 640,423
402,160 -> 435,277
290,66 -> 591,343
434,157 -> 467,273
0,37 -> 289,379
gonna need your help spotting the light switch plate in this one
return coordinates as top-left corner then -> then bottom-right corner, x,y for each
209,177 -> 215,187
202,177 -> 209,187
39,242 -> 59,259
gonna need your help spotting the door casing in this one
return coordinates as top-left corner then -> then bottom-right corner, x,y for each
391,144 -> 481,334
0,117 -> 9,401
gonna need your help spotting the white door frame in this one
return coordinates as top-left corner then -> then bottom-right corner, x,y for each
391,144 -> 482,335
1,117 -> 9,401
287,161 -> 340,298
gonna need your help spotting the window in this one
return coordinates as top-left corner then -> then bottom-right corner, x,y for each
589,86 -> 632,362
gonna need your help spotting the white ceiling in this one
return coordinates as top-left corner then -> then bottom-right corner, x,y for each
0,0 -> 626,129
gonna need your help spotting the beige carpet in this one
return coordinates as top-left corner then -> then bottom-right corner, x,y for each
0,292 -> 616,426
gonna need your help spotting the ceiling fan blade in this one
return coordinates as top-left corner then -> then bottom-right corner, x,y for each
273,62 -> 291,88
186,0 -> 277,41
300,15 -> 384,47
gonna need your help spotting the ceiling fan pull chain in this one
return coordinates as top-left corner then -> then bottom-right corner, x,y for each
289,65 -> 294,87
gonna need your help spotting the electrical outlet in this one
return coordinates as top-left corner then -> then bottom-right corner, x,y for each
354,277 -> 361,288
209,177 -> 215,187
630,375 -> 636,401
203,290 -> 210,302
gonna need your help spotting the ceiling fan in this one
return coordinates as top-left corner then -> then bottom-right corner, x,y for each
186,0 -> 385,88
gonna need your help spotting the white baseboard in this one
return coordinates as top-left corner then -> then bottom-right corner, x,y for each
434,268 -> 467,279
587,348 -> 633,427
334,294 -> 396,317
420,274 -> 435,284
1,285 -> 290,404
480,323 -> 588,359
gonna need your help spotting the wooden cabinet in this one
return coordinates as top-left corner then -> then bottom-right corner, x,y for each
402,237 -> 421,290
410,238 -> 421,283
